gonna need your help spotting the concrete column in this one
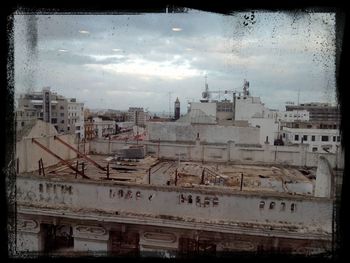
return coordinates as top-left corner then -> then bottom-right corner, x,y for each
73,225 -> 109,254
16,218 -> 42,253
315,156 -> 333,198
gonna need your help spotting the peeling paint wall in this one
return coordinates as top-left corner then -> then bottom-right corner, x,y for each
146,122 -> 260,145
16,134 -> 89,173
89,140 -> 342,169
17,176 -> 333,235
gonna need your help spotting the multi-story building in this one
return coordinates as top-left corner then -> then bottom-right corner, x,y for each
281,127 -> 340,153
278,110 -> 310,122
16,87 -> 83,135
285,102 -> 340,123
67,98 -> 84,139
15,107 -> 37,132
128,107 -> 147,127
92,117 -> 116,138
84,118 -> 96,141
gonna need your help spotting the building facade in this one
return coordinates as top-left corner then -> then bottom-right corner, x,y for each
281,127 -> 340,153
17,87 -> 84,135
128,107 -> 147,127
92,117 -> 116,138
68,98 -> 85,139
285,103 -> 340,123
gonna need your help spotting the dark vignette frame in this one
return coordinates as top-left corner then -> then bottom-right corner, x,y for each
1,1 -> 348,262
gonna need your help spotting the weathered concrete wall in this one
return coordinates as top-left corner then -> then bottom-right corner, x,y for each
16,218 -> 43,253
17,176 -> 333,235
73,225 -> 109,252
249,118 -> 278,145
89,139 -> 343,169
146,122 -> 260,145
15,134 -> 88,173
315,157 -> 333,198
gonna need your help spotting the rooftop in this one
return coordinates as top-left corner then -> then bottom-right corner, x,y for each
23,154 -> 316,197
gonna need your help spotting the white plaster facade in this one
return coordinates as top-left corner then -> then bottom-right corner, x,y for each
278,110 -> 310,122
189,102 -> 217,118
281,127 -> 340,153
92,117 -> 116,138
68,99 -> 85,139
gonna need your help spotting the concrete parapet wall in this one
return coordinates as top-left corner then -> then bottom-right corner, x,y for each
90,140 -> 343,169
17,176 -> 333,235
15,135 -> 89,174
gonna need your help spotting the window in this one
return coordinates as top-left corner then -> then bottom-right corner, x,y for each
188,195 -> 193,204
52,105 -> 56,110
303,135 -> 307,141
259,201 -> 265,209
283,133 -> 285,138
269,202 -> 275,209
294,134 -> 299,141
61,120 -> 64,124
213,197 -> 219,207
280,202 -> 286,211
60,113 -> 64,117
311,135 -> 315,141
333,136 -> 336,142
196,196 -> 201,206
321,136 -> 329,142
60,106 -> 64,110
291,203 -> 296,212
312,147 -> 318,152
337,136 -> 340,142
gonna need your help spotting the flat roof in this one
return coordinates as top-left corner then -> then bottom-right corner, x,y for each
24,154 -> 316,197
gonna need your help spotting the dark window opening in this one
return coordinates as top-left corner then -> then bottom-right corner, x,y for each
109,231 -> 139,256
42,224 -> 74,253
259,201 -> 265,209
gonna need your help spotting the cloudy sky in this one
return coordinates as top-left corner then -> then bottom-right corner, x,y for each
13,9 -> 336,114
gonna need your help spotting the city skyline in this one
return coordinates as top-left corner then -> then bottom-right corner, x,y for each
14,10 -> 337,113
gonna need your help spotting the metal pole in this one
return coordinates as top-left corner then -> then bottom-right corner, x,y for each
82,162 -> 85,176
41,159 -> 45,177
32,139 -> 89,179
240,173 -> 244,191
107,162 -> 110,179
148,168 -> 151,184
201,169 -> 205,184
38,159 -> 41,176
54,135 -> 106,171
75,160 -> 79,179
175,169 -> 178,186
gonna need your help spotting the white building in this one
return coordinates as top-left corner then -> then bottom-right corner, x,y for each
278,110 -> 310,122
128,107 -> 148,127
68,98 -> 84,139
92,117 -> 116,138
189,102 -> 217,119
281,127 -> 340,153
234,95 -> 279,146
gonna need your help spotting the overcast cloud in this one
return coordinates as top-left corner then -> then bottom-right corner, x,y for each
13,10 -> 336,114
